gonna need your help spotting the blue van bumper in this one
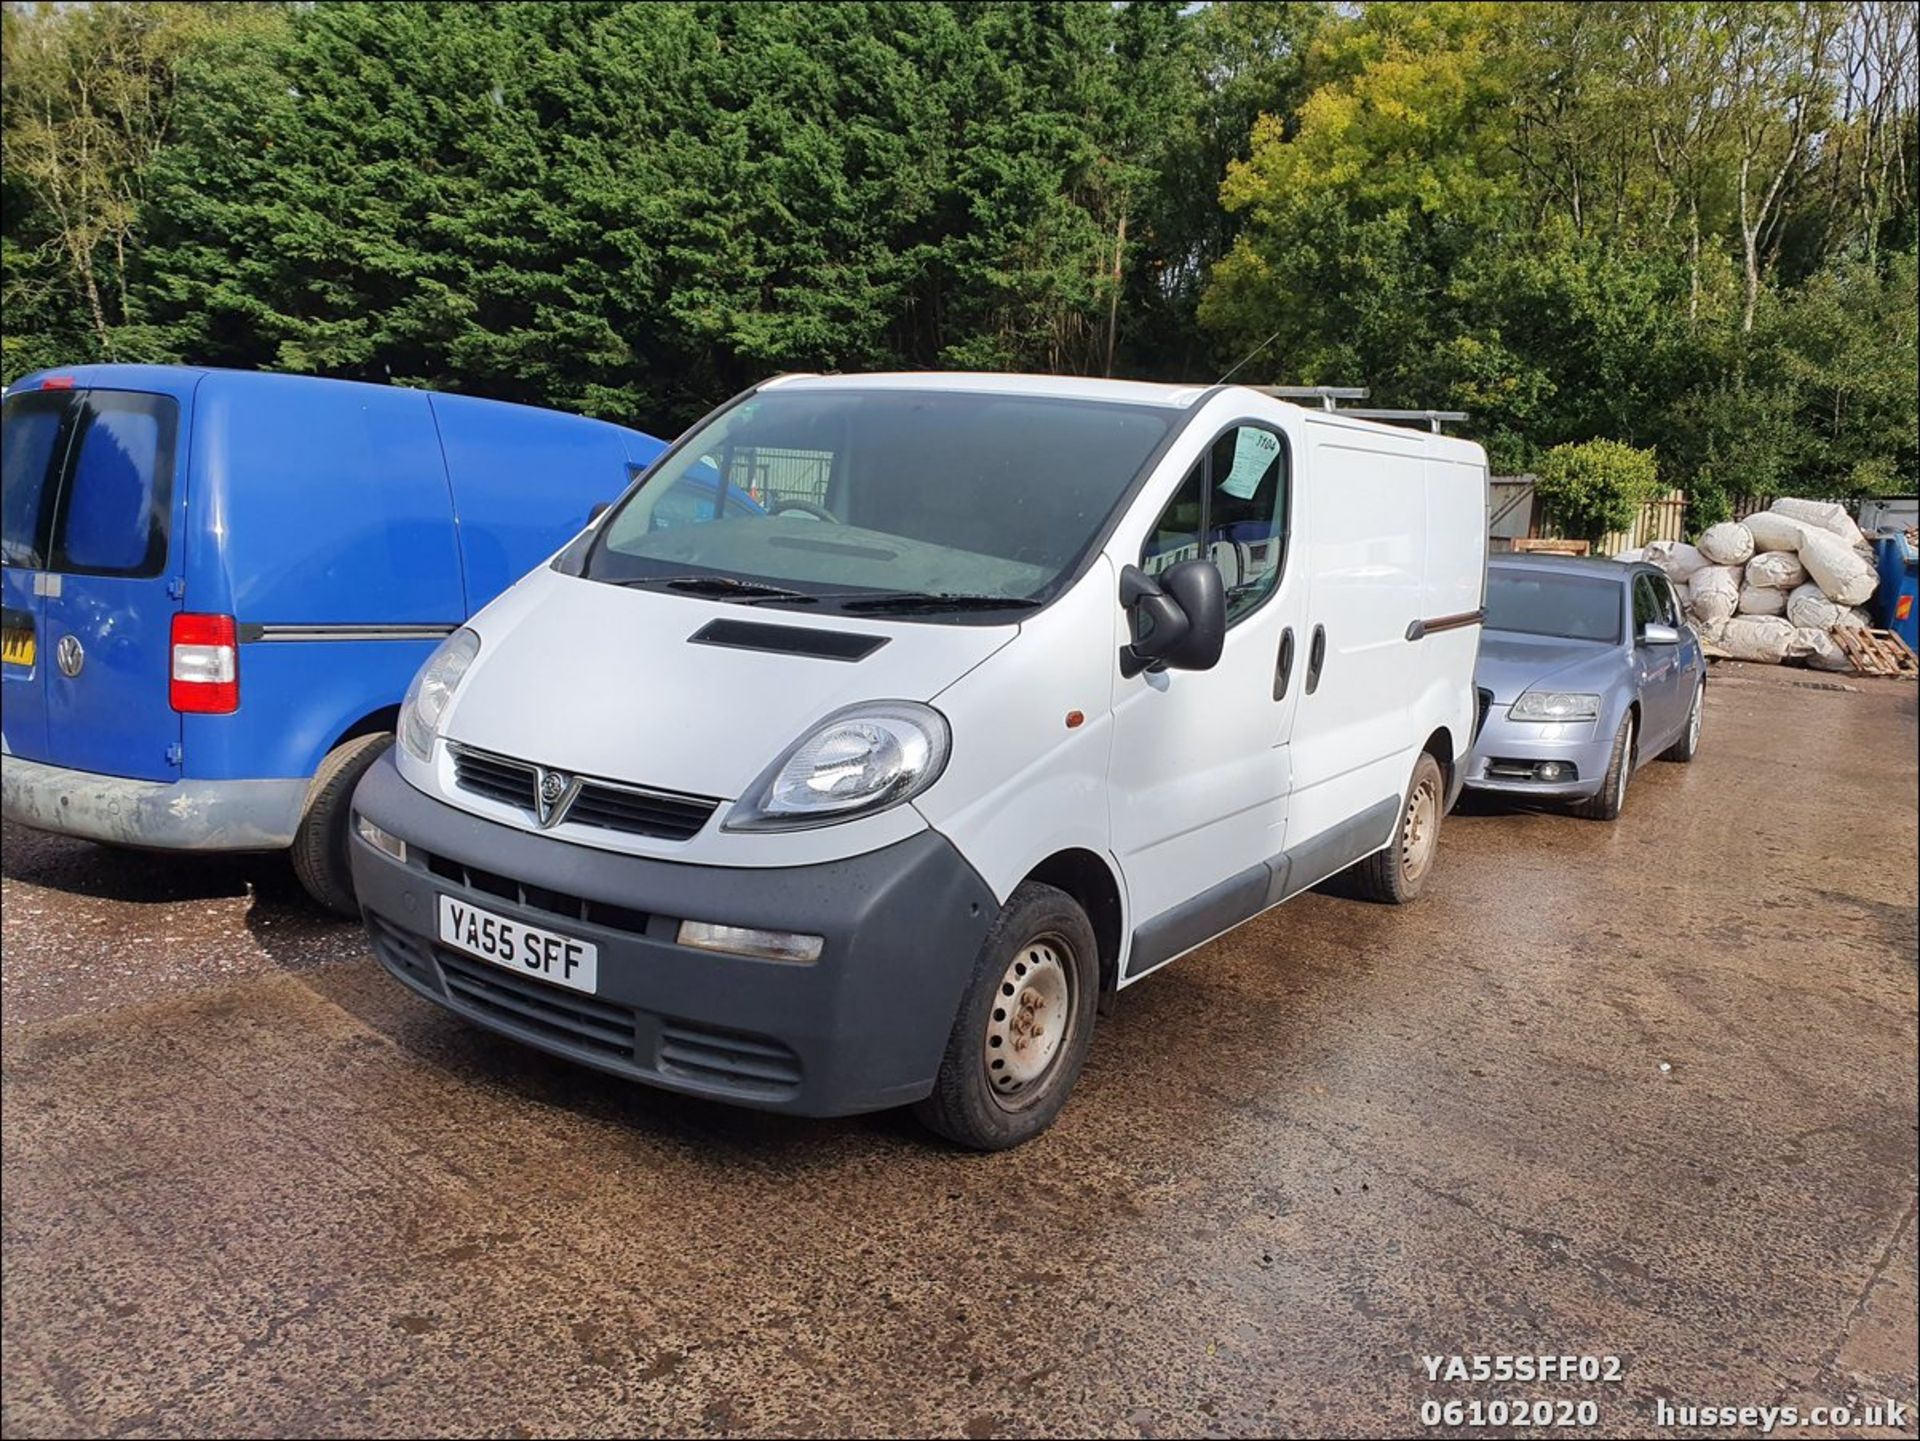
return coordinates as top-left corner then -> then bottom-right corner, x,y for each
348,753 -> 996,1118
0,753 -> 306,849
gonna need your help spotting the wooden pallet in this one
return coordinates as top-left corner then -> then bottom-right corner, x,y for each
1509,537 -> 1592,556
1833,626 -> 1919,679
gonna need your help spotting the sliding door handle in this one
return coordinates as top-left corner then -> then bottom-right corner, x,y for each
1305,624 -> 1327,695
1273,628 -> 1295,700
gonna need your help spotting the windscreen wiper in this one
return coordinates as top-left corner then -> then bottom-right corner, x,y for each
635,575 -> 819,604
837,592 -> 1042,614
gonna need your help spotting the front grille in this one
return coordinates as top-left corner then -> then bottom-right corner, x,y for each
659,1021 -> 803,1096
450,746 -> 538,808
422,849 -> 651,937
449,743 -> 718,841
437,951 -> 639,1061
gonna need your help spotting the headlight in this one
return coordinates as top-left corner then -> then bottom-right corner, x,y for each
400,628 -> 480,761
725,701 -> 951,830
1508,690 -> 1600,722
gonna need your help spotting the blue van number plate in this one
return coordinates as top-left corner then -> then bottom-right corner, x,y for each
437,895 -> 599,995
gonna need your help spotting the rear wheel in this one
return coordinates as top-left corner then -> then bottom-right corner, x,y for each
914,881 -> 1099,1151
1572,714 -> 1634,822
1349,752 -> 1446,904
290,733 -> 393,916
1661,681 -> 1703,763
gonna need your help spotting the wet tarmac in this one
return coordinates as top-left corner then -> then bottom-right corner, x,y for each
3,663 -> 1915,1438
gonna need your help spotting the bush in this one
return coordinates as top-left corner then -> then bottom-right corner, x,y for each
1534,439 -> 1662,547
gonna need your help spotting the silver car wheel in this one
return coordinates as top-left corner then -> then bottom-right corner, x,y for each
1688,686 -> 1703,751
1615,717 -> 1634,810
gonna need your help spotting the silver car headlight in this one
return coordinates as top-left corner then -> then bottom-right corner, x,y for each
1509,690 -> 1600,722
400,628 -> 480,761
725,701 -> 951,830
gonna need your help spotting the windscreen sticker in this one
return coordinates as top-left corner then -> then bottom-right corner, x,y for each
1219,428 -> 1279,500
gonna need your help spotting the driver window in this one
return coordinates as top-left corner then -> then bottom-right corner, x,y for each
1632,574 -> 1662,635
1140,423 -> 1289,625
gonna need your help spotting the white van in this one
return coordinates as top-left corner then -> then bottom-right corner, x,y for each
348,373 -> 1488,1148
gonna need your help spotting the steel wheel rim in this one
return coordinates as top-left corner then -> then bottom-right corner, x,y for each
1401,776 -> 1439,883
984,936 -> 1073,1109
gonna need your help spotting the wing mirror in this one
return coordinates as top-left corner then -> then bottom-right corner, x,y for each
1119,561 -> 1226,677
588,501 -> 612,525
1641,622 -> 1681,646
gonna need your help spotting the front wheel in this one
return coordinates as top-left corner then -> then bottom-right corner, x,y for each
913,881 -> 1099,1151
1348,752 -> 1446,904
1661,681 -> 1703,763
1572,713 -> 1634,822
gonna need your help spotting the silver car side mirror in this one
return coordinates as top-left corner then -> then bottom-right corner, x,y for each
1641,622 -> 1681,646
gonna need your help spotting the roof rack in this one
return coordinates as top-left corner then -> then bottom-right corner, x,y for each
1250,385 -> 1469,434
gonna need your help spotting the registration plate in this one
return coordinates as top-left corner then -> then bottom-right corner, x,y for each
0,626 -> 33,668
437,894 -> 599,994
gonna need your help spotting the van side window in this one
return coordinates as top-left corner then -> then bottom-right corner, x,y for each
1,390 -> 71,569
1141,423 -> 1288,624
52,391 -> 178,578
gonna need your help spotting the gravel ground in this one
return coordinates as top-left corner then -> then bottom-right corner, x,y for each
3,661 -> 1915,1439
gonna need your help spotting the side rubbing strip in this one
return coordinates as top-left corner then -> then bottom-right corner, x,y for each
239,623 -> 460,643
1405,608 -> 1486,642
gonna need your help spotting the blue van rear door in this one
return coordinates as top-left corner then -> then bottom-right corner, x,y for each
42,385 -> 191,782
0,387 -> 77,763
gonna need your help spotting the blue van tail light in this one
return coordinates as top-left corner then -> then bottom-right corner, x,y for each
170,613 -> 238,713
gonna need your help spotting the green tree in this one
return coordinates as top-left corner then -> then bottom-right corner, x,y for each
1534,439 -> 1663,545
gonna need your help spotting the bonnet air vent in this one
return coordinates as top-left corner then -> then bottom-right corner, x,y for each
687,619 -> 888,662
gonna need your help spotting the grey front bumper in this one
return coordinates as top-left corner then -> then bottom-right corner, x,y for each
0,754 -> 306,850
348,753 -> 999,1118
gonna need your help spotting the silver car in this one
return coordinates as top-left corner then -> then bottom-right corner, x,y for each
1466,555 -> 1707,820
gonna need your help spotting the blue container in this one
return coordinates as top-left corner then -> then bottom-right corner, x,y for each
1875,532 -> 1918,650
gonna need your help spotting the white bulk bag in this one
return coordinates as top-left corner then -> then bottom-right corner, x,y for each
1786,581 -> 1844,630
1771,497 -> 1866,548
1612,547 -> 1646,564
1745,551 -> 1807,589
1688,564 -> 1741,623
1838,606 -> 1873,630
1737,583 -> 1788,616
1788,626 -> 1853,672
1744,511 -> 1810,554
1797,526 -> 1877,605
1720,615 -> 1794,663
1672,579 -> 1690,613
1643,538 -> 1709,580
1698,521 -> 1755,565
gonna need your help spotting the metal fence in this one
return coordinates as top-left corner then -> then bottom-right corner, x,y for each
725,446 -> 834,511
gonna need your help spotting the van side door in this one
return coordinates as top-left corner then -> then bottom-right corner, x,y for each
1105,416 -> 1308,982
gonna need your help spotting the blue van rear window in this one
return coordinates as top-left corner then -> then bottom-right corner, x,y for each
1,391 -> 70,569
55,391 -> 178,578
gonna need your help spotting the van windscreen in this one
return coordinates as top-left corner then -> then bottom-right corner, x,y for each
587,389 -> 1175,616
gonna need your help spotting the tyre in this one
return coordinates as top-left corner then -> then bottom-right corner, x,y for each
1572,712 -> 1634,822
290,732 -> 394,916
913,881 -> 1099,1151
1660,680 -> 1703,763
1349,751 -> 1446,904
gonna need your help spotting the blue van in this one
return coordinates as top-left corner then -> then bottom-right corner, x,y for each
1,364 -> 667,912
